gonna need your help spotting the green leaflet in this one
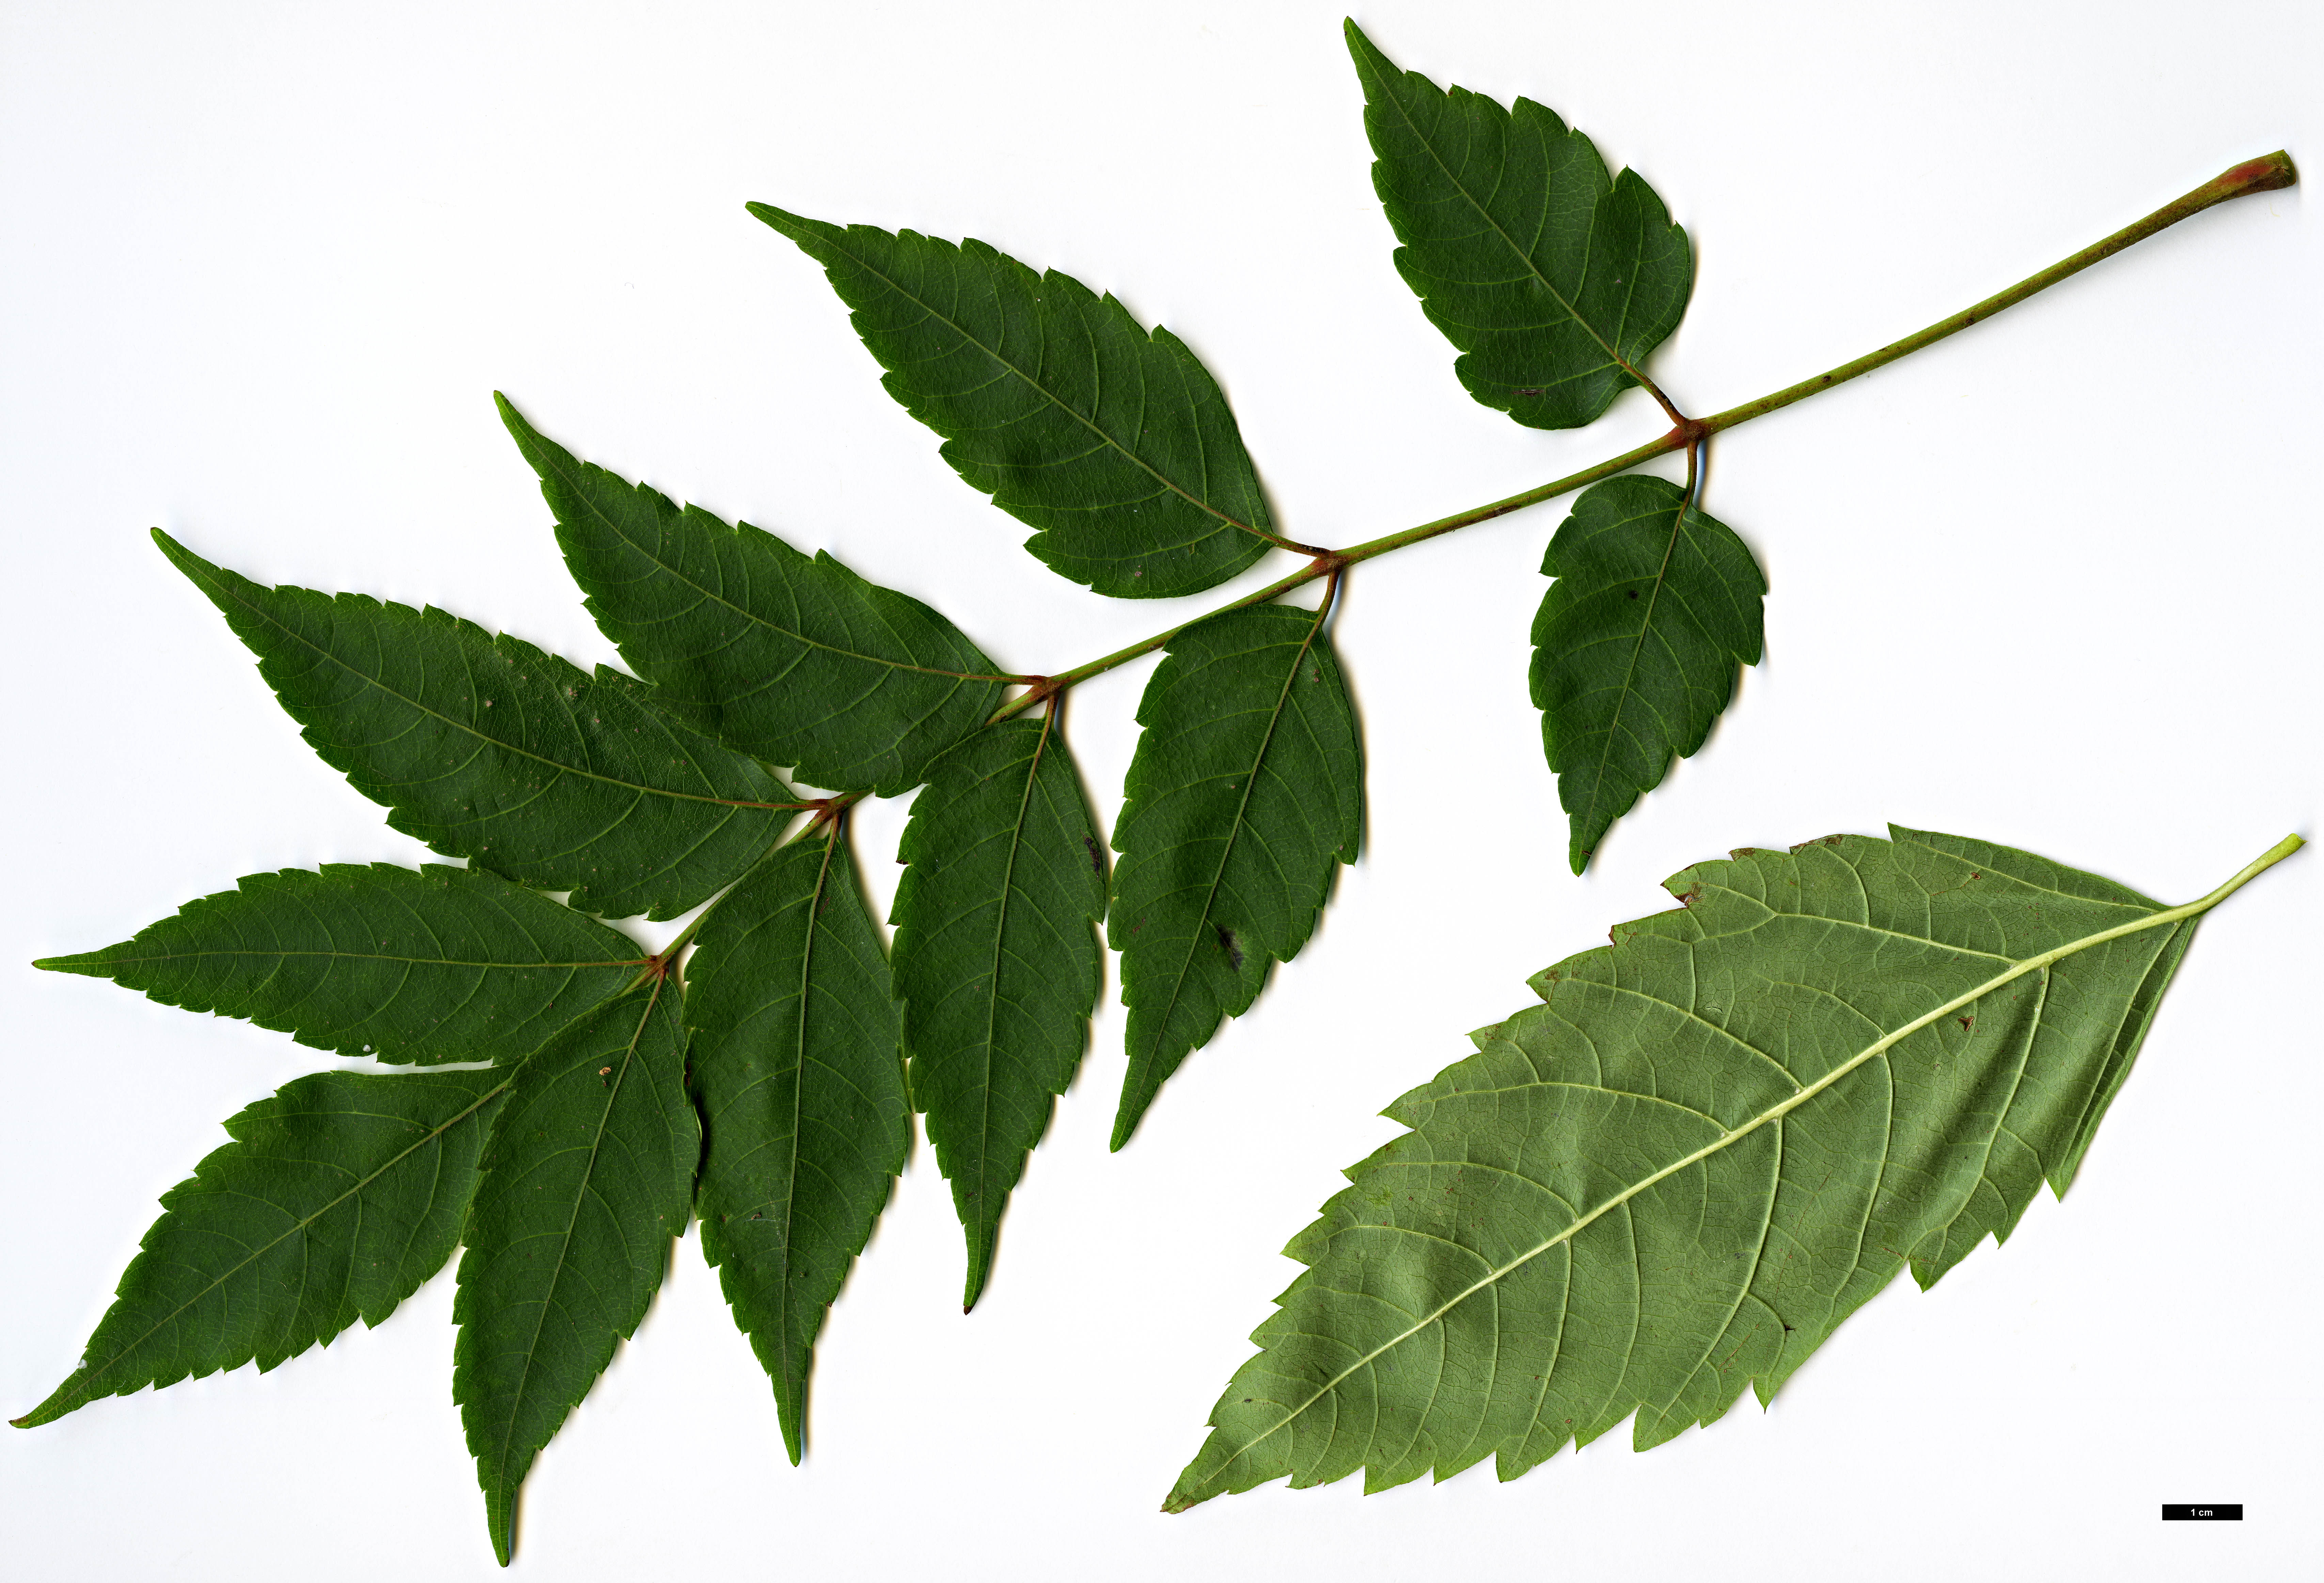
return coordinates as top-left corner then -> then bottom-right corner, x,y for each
689,831 -> 909,1463
1165,827 -> 2290,1511
35,863 -> 645,1065
500,397 -> 1014,795
453,983 -> 694,1566
1531,476 -> 1765,872
1348,22 -> 1693,431
891,714 -> 1109,1309
750,205 -> 1279,599
1109,604 -> 1362,1149
157,531 -> 798,920
14,1068 -> 507,1429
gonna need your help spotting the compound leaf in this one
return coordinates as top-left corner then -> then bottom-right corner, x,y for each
158,531 -> 798,920
1166,826 -> 2270,1511
35,863 -> 645,1065
1348,21 -> 1693,430
14,1067 -> 508,1429
453,983 -> 694,1566
689,831 -> 909,1463
1109,604 -> 1362,1149
891,713 -> 1108,1309
501,397 -> 1013,795
750,204 -> 1279,599
1532,475 -> 1765,872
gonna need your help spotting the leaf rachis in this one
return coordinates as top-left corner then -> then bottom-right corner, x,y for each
990,153 -> 2292,726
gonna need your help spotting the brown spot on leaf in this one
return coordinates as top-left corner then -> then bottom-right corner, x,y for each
1083,835 -> 1105,876
1958,1016 -> 1974,1031
1217,926 -> 1244,971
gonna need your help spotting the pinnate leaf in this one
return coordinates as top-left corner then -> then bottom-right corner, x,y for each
454,983 -> 694,1565
1531,475 -> 1764,872
1166,826 -> 2254,1510
751,204 -> 1278,599
1348,21 -> 1693,430
891,714 -> 1109,1308
1109,604 -> 1362,1149
15,1068 -> 507,1429
36,863 -> 646,1065
689,832 -> 909,1462
158,530 -> 797,920
501,397 -> 1012,795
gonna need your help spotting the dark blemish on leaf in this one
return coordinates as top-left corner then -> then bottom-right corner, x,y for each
1217,926 -> 1244,971
1958,1016 -> 1974,1031
1514,388 -> 1543,396
1083,835 -> 1105,876
1627,589 -> 1640,599
1968,871 -> 1980,881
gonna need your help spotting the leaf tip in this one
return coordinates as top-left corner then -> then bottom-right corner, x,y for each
493,394 -> 554,470
148,527 -> 216,587
961,1247 -> 994,1313
744,200 -> 806,236
28,951 -> 116,981
774,1391 -> 805,1467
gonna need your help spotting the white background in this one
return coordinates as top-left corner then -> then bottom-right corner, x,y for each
4,1 -> 2318,1577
